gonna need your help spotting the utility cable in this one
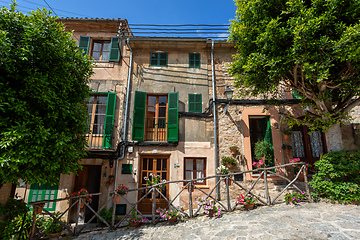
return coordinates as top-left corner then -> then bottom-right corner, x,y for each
42,0 -> 58,17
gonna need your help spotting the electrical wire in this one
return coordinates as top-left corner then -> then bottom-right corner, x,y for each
21,0 -> 89,17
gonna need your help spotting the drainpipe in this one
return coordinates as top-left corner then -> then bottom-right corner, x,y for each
113,38 -> 133,194
211,40 -> 219,200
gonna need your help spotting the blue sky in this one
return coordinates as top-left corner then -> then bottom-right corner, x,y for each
1,0 -> 237,38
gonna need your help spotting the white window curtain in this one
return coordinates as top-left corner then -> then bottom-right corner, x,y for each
309,131 -> 323,157
291,131 -> 305,158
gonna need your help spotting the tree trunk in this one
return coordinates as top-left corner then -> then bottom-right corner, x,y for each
325,124 -> 344,152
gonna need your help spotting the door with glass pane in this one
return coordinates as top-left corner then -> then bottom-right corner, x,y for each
291,126 -> 327,173
138,156 -> 169,214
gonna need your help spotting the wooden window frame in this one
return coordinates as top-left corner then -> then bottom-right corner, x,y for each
144,94 -> 168,142
87,94 -> 108,149
184,157 -> 207,185
91,40 -> 111,61
189,53 -> 200,68
150,52 -> 168,66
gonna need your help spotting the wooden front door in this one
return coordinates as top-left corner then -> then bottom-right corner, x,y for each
291,126 -> 327,173
138,156 -> 169,214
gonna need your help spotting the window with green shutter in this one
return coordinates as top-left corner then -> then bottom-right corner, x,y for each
103,92 -> 117,149
150,52 -> 168,66
86,92 -> 116,149
189,53 -> 200,68
28,183 -> 58,211
109,37 -> 120,62
121,164 -> 132,174
188,94 -> 202,112
132,91 -> 146,141
79,36 -> 90,55
167,92 -> 179,142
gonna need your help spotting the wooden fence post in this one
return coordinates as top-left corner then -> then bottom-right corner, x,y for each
189,182 -> 193,218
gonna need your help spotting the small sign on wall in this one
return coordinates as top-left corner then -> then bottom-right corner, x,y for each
174,163 -> 180,168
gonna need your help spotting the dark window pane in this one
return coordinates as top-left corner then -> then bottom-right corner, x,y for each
156,159 -> 161,171
162,172 -> 167,180
162,159 -> 167,170
158,107 -> 166,118
160,59 -> 167,66
142,172 -> 147,184
143,158 -> 148,170
148,158 -> 153,170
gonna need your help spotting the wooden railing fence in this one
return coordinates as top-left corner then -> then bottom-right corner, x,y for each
27,162 -> 310,239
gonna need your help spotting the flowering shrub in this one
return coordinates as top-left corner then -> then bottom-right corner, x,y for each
196,197 -> 221,217
285,192 -> 310,204
128,208 -> 147,224
216,165 -> 229,175
252,157 -> 266,168
110,184 -> 129,197
144,173 -> 166,190
309,150 -> 360,203
156,207 -> 183,220
71,189 -> 92,203
235,194 -> 259,206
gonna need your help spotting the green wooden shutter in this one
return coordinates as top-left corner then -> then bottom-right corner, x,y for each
102,92 -> 117,149
264,117 -> 275,168
79,36 -> 90,55
109,37 -> 120,62
167,92 -> 179,142
28,183 -> 58,211
189,94 -> 202,112
132,91 -> 146,141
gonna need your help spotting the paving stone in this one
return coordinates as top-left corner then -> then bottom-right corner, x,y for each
68,203 -> 360,240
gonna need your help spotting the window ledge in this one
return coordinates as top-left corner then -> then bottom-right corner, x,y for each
92,61 -> 115,68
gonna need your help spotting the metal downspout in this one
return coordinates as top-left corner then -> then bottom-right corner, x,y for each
211,40 -> 219,200
113,38 -> 133,208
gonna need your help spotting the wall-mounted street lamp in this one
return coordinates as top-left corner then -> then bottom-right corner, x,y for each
224,86 -> 233,114
224,86 -> 234,101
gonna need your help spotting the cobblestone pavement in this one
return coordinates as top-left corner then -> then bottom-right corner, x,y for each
71,202 -> 360,240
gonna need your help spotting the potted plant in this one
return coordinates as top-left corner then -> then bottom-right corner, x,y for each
283,129 -> 292,140
143,173 -> 166,190
282,144 -> 293,154
108,175 -> 115,184
235,194 -> 259,209
254,140 -> 274,168
156,207 -> 183,224
109,184 -> 129,203
128,208 -> 147,227
285,192 -> 310,204
221,156 -> 237,168
97,207 -> 113,226
196,197 -> 221,217
229,146 -> 239,154
38,212 -> 65,238
70,189 -> 92,208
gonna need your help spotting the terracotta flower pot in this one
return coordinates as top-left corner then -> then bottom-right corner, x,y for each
49,231 -> 62,239
129,221 -> 140,227
244,203 -> 255,209
231,149 -> 237,155
284,134 -> 290,140
168,216 -> 177,224
113,195 -> 120,203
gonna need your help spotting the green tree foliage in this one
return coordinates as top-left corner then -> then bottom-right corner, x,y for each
229,0 -> 360,131
0,4 -> 93,185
